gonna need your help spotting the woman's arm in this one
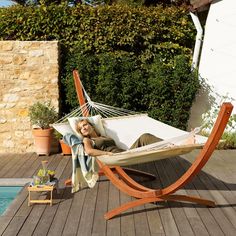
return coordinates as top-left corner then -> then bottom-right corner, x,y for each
83,137 -> 113,156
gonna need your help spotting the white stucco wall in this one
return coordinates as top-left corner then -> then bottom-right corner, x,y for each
189,0 -> 236,129
199,0 -> 236,109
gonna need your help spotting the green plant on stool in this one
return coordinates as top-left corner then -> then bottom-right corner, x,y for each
36,169 -> 56,184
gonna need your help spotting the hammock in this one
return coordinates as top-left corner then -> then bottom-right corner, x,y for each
53,114 -> 204,166
53,74 -> 207,165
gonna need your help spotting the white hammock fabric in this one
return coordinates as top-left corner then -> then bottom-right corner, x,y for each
98,143 -> 203,166
95,114 -> 205,166
53,86 -> 207,166
53,80 -> 207,166
101,113 -> 206,150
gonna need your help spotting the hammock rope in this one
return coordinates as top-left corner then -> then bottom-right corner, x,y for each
55,100 -> 137,124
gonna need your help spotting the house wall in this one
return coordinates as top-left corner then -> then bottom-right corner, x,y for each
0,41 -> 59,153
199,0 -> 236,104
188,0 -> 236,129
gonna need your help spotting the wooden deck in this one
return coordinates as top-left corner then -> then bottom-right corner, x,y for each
0,149 -> 236,236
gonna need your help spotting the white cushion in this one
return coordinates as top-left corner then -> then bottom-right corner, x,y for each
52,122 -> 74,136
68,115 -> 106,138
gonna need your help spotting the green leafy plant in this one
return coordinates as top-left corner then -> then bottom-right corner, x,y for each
146,54 -> 200,129
36,168 -> 55,183
29,101 -> 58,129
37,168 -> 55,176
201,95 -> 236,149
54,130 -> 63,140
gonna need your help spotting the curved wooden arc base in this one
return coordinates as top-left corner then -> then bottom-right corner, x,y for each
99,160 -> 216,220
105,194 -> 215,220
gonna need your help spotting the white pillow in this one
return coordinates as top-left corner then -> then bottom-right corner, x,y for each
52,122 -> 74,136
68,115 -> 106,138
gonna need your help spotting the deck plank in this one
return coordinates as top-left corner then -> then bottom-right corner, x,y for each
3,153 -> 32,178
17,154 -> 48,178
106,181 -> 121,236
12,153 -> 38,178
32,158 -> 72,236
143,162 -> 165,236
92,176 -> 109,236
174,156 -> 225,236
1,216 -> 26,236
161,159 -> 195,236
47,187 -> 74,236
0,154 -> 24,177
0,216 -> 12,236
154,160 -> 179,236
120,196 -> 136,236
0,154 -> 14,173
16,155 -> 69,236
62,188 -> 87,236
32,155 -> 70,235
120,164 -> 151,236
76,183 -> 99,235
168,157 -> 210,236
179,153 -> 236,236
165,156 -> 210,236
1,150 -> 236,235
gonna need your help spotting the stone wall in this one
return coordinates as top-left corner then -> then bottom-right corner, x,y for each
0,41 -> 59,153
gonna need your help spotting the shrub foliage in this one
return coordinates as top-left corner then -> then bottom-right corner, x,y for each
0,3 -> 199,129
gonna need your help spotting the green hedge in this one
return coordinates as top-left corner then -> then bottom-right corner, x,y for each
62,49 -> 199,129
0,3 -> 199,129
0,4 -> 194,58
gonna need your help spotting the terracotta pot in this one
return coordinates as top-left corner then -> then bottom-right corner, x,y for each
32,128 -> 53,156
59,139 -> 72,155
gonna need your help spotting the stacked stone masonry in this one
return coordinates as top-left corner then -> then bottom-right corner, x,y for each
0,41 -> 59,153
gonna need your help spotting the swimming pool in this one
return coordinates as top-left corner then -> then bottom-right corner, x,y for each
0,186 -> 22,215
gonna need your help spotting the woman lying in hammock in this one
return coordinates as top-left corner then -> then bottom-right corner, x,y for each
77,119 -> 195,157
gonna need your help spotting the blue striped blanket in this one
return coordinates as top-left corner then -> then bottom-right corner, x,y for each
63,133 -> 99,193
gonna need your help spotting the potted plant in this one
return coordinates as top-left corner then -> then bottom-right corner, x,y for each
29,101 -> 58,156
54,130 -> 72,155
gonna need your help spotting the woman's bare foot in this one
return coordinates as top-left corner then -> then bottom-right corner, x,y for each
185,133 -> 196,145
167,132 -> 196,147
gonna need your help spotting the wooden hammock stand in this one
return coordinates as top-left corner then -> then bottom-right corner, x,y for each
72,70 -> 233,220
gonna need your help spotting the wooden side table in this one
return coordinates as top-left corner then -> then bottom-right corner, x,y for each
28,180 -> 58,206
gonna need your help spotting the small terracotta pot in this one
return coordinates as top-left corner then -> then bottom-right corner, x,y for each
32,128 -> 53,156
59,139 -> 72,155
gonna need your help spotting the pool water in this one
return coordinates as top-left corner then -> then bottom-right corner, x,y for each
0,186 -> 22,215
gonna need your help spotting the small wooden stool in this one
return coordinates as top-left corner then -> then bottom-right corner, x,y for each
28,180 -> 58,206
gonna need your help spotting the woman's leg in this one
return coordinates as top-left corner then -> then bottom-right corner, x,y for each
130,133 -> 162,149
